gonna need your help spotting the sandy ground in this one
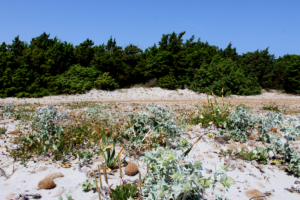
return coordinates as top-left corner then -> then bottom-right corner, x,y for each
1,87 -> 300,200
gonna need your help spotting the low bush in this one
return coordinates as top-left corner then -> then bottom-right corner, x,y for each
94,72 -> 119,90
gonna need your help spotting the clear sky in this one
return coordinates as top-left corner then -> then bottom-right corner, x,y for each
0,0 -> 299,57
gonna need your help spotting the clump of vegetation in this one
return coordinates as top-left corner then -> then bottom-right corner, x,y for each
1,31 -> 298,98
123,103 -> 186,154
225,105 -> 257,142
109,184 -> 138,200
191,94 -> 231,128
94,72 -> 119,90
220,147 -> 269,164
0,126 -> 7,134
263,105 -> 280,112
143,147 -> 231,199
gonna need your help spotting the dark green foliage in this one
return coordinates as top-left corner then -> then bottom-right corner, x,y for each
282,54 -> 300,94
0,127 -> 7,134
94,72 -> 119,90
238,48 -> 279,89
109,184 -> 138,200
157,73 -> 179,89
0,31 -> 299,98
53,64 -> 100,94
191,56 -> 261,96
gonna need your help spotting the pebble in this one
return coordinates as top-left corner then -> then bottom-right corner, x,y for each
38,177 -> 56,189
245,189 -> 263,200
125,163 -> 139,176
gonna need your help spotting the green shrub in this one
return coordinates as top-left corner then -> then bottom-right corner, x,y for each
191,57 -> 261,96
192,95 -> 231,128
263,105 -> 280,112
94,72 -> 119,90
109,184 -> 138,200
157,73 -> 179,90
283,54 -> 300,94
54,64 -> 100,94
0,126 -> 7,134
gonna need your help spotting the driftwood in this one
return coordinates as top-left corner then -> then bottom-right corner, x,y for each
12,193 -> 42,200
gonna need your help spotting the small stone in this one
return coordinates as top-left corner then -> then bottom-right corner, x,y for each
38,177 -> 56,189
45,172 -> 64,180
125,163 -> 139,176
245,189 -> 264,200
249,134 -> 256,140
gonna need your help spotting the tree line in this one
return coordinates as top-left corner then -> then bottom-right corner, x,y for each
0,31 -> 299,98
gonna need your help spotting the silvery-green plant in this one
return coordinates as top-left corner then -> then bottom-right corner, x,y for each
125,103 -> 186,147
143,147 -> 230,199
30,104 -> 67,137
1,103 -> 18,119
226,105 -> 257,142
257,112 -> 283,142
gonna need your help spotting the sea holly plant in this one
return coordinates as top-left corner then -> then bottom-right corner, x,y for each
124,103 -> 186,150
225,105 -> 257,142
142,147 -> 231,199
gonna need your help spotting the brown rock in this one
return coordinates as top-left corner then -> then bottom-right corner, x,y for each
225,144 -> 238,152
45,172 -> 64,180
125,163 -> 139,176
249,133 -> 257,140
0,116 -> 3,120
245,189 -> 264,200
38,177 -> 56,189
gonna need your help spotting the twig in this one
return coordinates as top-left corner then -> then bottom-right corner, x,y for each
0,167 -> 8,178
249,195 -> 267,200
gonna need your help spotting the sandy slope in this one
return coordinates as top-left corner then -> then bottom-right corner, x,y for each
1,88 -> 300,199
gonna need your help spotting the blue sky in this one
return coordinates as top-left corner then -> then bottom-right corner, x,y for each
1,0 -> 299,57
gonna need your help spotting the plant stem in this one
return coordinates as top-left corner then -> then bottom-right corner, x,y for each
97,165 -> 103,189
93,171 -> 101,200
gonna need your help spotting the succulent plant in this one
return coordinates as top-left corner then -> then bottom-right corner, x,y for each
143,147 -> 230,199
